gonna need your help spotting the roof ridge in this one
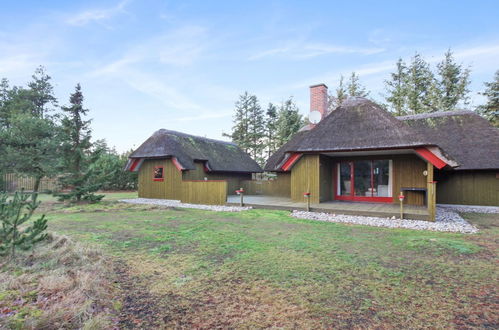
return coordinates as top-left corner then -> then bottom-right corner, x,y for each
398,110 -> 477,121
156,129 -> 236,146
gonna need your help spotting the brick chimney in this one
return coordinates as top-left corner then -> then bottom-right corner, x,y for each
309,83 -> 328,120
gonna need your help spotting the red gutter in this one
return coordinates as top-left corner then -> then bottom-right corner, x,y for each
281,153 -> 302,171
414,147 -> 447,169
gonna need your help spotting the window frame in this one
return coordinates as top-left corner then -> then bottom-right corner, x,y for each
153,166 -> 164,182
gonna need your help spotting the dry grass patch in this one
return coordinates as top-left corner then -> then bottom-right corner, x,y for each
0,234 -> 117,329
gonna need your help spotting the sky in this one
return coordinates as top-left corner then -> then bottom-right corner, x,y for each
1,0 -> 498,152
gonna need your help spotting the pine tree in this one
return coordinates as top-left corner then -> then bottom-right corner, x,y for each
346,72 -> 369,97
57,84 -> 103,202
27,66 -> 57,119
275,97 -> 303,147
246,95 -> 265,164
264,103 -> 279,160
0,68 -> 59,192
435,49 -> 471,111
478,70 -> 499,127
0,191 -> 48,259
224,92 -> 251,153
406,53 -> 437,114
327,75 -> 348,112
384,58 -> 408,115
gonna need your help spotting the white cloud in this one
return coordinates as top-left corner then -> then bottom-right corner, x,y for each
66,0 -> 131,26
249,41 -> 384,60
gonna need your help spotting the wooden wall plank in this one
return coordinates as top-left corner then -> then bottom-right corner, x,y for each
291,155 -> 320,203
436,170 -> 499,206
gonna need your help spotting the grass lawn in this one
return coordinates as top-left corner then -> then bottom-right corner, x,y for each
40,194 -> 499,328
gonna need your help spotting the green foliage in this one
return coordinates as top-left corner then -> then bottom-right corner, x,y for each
384,50 -> 471,115
89,142 -> 138,191
264,102 -> 279,159
478,70 -> 499,127
56,84 -> 103,202
435,49 -> 471,111
384,58 -> 408,115
0,67 -> 60,191
0,191 -> 48,259
328,73 -> 369,112
275,97 -> 303,147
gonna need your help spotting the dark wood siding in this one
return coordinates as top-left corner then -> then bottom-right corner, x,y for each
319,155 -> 333,202
392,155 -> 427,206
436,170 -> 499,206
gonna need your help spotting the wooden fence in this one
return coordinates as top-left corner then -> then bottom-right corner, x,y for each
181,180 -> 228,205
241,173 -> 291,198
2,173 -> 59,192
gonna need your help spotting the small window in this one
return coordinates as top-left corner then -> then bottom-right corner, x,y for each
153,166 -> 164,181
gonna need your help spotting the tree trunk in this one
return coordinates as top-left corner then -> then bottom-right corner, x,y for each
33,176 -> 42,193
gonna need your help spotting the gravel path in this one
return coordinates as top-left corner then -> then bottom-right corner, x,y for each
438,204 -> 499,214
119,198 -> 252,212
292,207 -> 478,233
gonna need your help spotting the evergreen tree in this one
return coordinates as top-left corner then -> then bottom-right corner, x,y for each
224,92 -> 251,153
275,97 -> 303,147
384,58 -> 408,115
346,72 -> 369,97
406,53 -> 437,114
264,102 -> 279,160
327,75 -> 348,112
478,70 -> 499,127
435,49 -> 471,111
246,95 -> 265,164
27,66 -> 58,119
57,84 -> 103,202
0,68 -> 60,192
0,191 -> 48,259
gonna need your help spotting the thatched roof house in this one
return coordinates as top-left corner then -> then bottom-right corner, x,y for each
128,129 -> 262,173
400,110 -> 499,170
127,130 -> 262,204
264,84 -> 499,218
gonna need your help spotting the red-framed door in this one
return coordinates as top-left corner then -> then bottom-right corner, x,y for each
334,160 -> 392,203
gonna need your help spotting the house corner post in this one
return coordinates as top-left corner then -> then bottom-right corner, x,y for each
427,162 -> 436,221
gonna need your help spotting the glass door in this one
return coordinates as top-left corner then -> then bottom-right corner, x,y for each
335,160 -> 392,202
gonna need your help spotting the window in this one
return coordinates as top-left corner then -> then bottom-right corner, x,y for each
153,166 -> 164,181
336,160 -> 392,202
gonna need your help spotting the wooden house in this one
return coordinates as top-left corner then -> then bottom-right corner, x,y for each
263,84 -> 499,220
126,130 -> 262,204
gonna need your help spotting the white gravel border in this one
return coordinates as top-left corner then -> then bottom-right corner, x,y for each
119,198 -> 252,212
120,198 -> 480,233
292,207 -> 478,234
438,204 -> 499,214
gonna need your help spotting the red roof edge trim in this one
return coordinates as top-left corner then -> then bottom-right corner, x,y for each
414,147 -> 447,169
128,158 -> 143,172
172,157 -> 185,171
281,153 -> 303,171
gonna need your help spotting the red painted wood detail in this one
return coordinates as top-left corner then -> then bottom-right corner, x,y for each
129,158 -> 141,172
281,153 -> 302,171
172,157 -> 185,171
414,147 -> 447,169
334,161 -> 392,203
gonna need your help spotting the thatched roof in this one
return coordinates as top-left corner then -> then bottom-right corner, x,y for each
400,110 -> 499,170
265,98 -> 433,171
130,129 -> 262,173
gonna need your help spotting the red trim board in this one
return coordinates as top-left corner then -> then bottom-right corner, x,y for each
414,147 -> 447,169
281,153 -> 302,171
172,157 -> 185,171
